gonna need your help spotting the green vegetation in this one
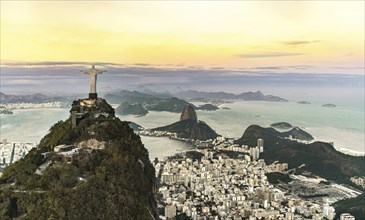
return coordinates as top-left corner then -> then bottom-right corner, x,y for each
266,172 -> 292,184
115,102 -> 149,116
196,104 -> 219,111
236,125 -> 365,186
153,119 -> 218,141
147,97 -> 190,113
236,124 -> 365,218
270,122 -> 292,129
334,193 -> 365,219
0,98 -> 157,220
104,90 -> 191,113
261,142 -> 365,185
235,125 -> 290,150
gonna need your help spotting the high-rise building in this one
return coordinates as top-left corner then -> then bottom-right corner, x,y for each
165,204 -> 176,219
257,139 -> 264,148
257,139 -> 264,152
340,213 -> 355,220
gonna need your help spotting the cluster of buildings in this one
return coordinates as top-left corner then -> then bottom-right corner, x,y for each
0,139 -> 36,167
155,138 -> 348,220
140,130 -> 176,138
0,102 -> 64,110
340,213 -> 356,220
350,176 -> 365,189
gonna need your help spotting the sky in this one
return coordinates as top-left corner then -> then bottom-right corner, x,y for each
0,1 -> 364,101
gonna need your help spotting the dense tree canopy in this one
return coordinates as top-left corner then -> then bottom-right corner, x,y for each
0,99 -> 157,220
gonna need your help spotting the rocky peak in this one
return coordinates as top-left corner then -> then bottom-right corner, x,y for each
180,104 -> 198,122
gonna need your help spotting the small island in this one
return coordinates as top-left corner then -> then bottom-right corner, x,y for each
115,102 -> 148,116
0,109 -> 13,115
322,103 -> 336,108
298,101 -> 311,104
271,122 -> 293,129
196,104 -> 219,111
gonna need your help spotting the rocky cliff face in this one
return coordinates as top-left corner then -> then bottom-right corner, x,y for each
180,104 -> 198,122
153,104 -> 218,141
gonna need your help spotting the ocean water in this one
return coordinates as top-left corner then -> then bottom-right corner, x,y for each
0,109 -> 70,143
1,101 -> 364,159
139,136 -> 191,161
122,101 -> 365,155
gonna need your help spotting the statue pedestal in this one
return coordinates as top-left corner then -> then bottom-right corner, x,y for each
89,93 -> 97,99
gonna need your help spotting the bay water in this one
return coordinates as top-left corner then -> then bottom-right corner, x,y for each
1,101 -> 364,161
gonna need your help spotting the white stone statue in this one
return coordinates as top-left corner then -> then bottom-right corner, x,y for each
80,65 -> 106,96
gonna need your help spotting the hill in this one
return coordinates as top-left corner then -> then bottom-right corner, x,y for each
104,90 -> 159,104
196,104 -> 219,111
235,125 -> 313,149
152,104 -> 218,141
147,97 -> 190,113
174,90 -> 288,102
0,98 -> 157,219
333,193 -> 365,220
235,125 -> 292,150
262,142 -> 365,184
270,122 -> 292,129
153,120 -> 218,141
0,92 -> 71,105
115,102 -> 149,116
236,125 -> 365,185
104,90 -> 191,113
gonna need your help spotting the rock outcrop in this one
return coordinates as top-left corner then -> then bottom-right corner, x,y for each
322,103 -> 336,108
282,127 -> 314,141
180,104 -> 198,122
153,104 -> 218,141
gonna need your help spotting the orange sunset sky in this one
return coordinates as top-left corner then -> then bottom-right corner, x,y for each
1,1 -> 364,74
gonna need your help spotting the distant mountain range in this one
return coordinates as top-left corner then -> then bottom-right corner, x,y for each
173,90 -> 288,102
106,90 -> 221,115
0,92 -> 72,104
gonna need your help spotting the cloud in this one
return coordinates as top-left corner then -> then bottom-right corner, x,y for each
237,52 -> 304,58
253,65 -> 313,70
133,63 -> 151,66
0,61 -> 118,67
281,40 -> 319,46
4,79 -> 46,85
331,66 -> 365,69
1,63 -> 364,96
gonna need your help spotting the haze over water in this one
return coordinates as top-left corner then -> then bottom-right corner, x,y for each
1,99 -> 363,158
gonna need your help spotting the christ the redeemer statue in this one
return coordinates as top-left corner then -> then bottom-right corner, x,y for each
81,65 -> 106,99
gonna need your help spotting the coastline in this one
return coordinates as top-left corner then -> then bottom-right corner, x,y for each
1,101 -> 364,155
